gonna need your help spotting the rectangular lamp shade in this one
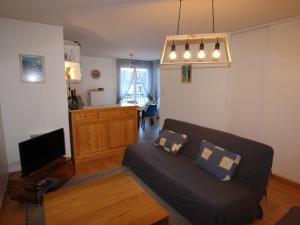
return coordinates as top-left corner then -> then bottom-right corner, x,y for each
160,33 -> 231,68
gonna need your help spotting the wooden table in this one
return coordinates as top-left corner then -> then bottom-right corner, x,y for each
44,172 -> 169,225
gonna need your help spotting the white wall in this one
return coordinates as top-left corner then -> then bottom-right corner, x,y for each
0,104 -> 8,210
71,56 -> 117,105
160,67 -> 229,131
228,27 -> 270,141
260,19 -> 300,183
160,17 -> 300,183
0,18 -> 71,171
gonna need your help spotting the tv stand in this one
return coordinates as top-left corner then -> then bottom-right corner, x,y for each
7,157 -> 75,204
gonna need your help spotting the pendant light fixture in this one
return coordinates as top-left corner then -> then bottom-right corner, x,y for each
169,40 -> 177,60
161,0 -> 231,66
183,39 -> 191,60
211,0 -> 221,60
197,39 -> 206,60
212,38 -> 221,60
168,0 -> 182,61
129,53 -> 134,73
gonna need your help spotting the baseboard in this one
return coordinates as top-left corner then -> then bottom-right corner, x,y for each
0,172 -> 8,211
272,174 -> 300,190
8,161 -> 21,172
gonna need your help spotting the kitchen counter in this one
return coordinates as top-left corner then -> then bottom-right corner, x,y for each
69,104 -> 137,113
69,105 -> 138,163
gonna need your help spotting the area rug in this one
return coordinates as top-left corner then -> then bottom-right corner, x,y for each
24,166 -> 192,225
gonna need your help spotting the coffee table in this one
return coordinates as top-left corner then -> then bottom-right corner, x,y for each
44,172 -> 169,225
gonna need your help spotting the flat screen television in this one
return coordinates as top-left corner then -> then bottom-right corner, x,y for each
19,128 -> 66,177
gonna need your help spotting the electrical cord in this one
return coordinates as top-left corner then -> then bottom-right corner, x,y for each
176,0 -> 182,35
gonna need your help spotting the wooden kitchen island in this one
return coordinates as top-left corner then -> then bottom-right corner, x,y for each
69,105 -> 138,164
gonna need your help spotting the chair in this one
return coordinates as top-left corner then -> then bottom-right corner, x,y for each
142,104 -> 158,126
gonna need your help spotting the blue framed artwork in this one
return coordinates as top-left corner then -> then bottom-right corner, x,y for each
181,64 -> 192,83
20,54 -> 45,83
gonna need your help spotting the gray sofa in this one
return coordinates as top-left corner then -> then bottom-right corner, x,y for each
123,119 -> 274,225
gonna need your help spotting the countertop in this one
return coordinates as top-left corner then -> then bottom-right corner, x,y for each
69,104 -> 138,113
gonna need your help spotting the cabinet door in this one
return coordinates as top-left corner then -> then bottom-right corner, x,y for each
75,122 -> 111,156
109,120 -> 127,148
97,122 -> 110,152
109,118 -> 137,148
75,123 -> 98,156
125,118 -> 137,144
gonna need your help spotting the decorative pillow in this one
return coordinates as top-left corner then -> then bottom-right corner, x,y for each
194,140 -> 241,181
154,129 -> 188,154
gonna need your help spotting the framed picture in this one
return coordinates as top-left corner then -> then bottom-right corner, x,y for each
181,64 -> 192,83
20,54 -> 45,83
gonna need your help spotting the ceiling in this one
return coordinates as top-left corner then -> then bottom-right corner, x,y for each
0,0 -> 299,60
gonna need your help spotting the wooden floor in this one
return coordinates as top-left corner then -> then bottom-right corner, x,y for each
1,122 -> 300,225
0,153 -> 124,225
1,154 -> 300,225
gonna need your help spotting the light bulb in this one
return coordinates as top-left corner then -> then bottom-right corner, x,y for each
169,51 -> 177,60
197,50 -> 206,60
183,41 -> 191,60
212,39 -> 221,60
212,49 -> 221,59
197,41 -> 206,60
169,41 -> 177,60
183,50 -> 191,60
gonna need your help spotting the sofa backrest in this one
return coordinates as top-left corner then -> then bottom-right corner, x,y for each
163,118 -> 274,201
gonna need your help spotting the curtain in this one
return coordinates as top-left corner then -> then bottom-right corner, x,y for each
152,60 -> 160,105
117,60 -> 134,103
116,59 -> 160,105
136,64 -> 152,99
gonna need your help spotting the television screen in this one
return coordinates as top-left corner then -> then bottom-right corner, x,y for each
19,128 -> 66,177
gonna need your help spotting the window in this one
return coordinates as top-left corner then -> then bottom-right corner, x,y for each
119,68 -> 150,105
117,60 -> 160,107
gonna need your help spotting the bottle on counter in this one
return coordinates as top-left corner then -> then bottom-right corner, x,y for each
69,89 -> 79,110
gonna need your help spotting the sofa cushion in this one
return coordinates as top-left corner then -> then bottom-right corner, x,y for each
195,140 -> 241,181
123,143 -> 261,225
153,129 -> 188,154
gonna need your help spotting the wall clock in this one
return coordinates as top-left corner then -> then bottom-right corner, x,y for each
91,69 -> 101,79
